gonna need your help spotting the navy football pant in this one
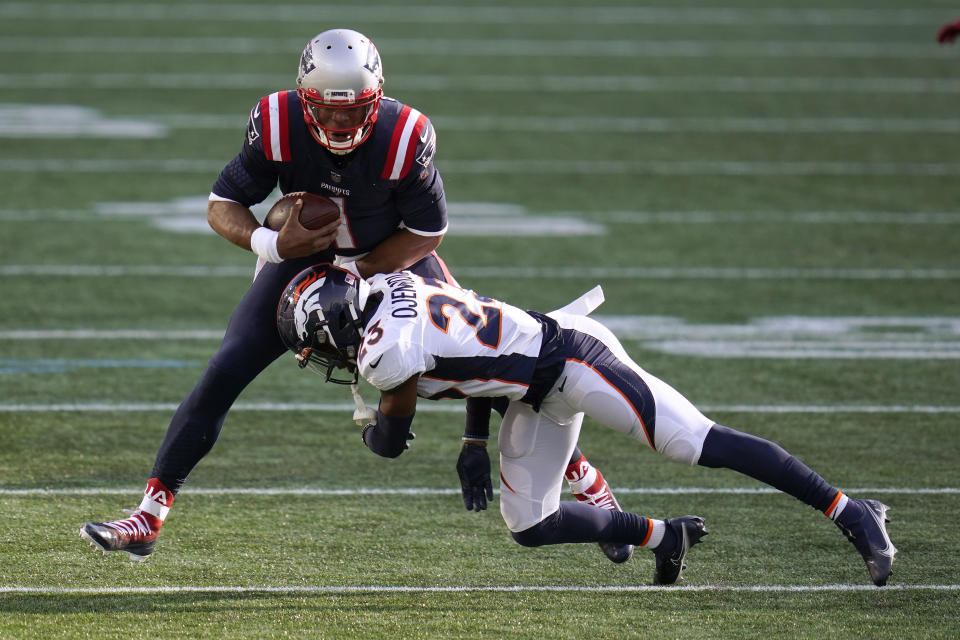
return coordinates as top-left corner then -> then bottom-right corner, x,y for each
151,253 -> 455,493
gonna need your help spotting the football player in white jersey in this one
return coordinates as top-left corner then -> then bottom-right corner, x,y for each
277,265 -> 897,586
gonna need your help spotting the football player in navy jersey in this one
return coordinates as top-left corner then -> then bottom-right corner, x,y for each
274,265 -> 897,587
80,29 -> 628,563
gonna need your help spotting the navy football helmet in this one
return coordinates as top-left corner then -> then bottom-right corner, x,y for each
276,264 -> 367,384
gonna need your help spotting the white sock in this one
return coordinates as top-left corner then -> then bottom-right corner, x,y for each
644,518 -> 666,548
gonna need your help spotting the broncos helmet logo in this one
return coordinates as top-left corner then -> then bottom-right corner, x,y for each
292,272 -> 328,343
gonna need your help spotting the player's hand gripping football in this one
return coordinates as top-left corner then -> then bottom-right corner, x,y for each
276,198 -> 340,258
456,442 -> 494,511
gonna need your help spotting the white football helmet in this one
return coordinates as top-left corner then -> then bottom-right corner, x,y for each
296,29 -> 384,154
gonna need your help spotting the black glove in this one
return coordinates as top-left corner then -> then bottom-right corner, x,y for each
456,442 -> 493,511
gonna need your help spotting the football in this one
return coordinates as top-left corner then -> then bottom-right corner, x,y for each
263,192 -> 340,231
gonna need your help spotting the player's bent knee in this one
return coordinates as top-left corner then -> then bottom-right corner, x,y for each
656,420 -> 712,466
510,512 -> 561,547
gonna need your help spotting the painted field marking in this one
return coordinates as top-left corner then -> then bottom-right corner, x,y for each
8,109 -> 960,140
2,265 -> 960,280
3,158 -> 959,176
0,359 -> 191,374
1,403 -> 958,414
5,208 -> 960,225
0,584 -> 957,595
1,487 -> 956,497
10,112 -> 955,135
0,36 -> 952,59
1,74 -> 959,94
0,4 -> 948,26
4,315 -> 960,359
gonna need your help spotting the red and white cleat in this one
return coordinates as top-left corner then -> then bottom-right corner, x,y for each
80,510 -> 161,561
565,455 -> 635,563
80,478 -> 172,561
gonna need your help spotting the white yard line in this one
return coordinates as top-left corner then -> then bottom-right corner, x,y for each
1,74 -> 959,93
2,487 -> 957,497
0,584 -> 956,595
2,158 -> 959,176
1,402 -> 958,414
0,37 -> 951,59
3,265 -> 959,279
0,4 -> 948,26
21,114 -> 952,134
5,209 -> 960,225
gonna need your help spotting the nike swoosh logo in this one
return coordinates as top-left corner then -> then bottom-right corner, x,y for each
557,377 -> 567,393
866,503 -> 897,557
368,355 -> 384,369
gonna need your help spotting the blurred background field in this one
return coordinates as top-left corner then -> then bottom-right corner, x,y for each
1,1 -> 958,638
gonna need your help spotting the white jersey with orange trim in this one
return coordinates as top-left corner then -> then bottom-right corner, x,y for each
357,272 -> 545,399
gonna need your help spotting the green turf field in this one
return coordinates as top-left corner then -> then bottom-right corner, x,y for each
2,0 -> 959,637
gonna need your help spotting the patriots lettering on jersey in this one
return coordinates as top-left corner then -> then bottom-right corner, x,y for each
384,273 -> 419,318
381,105 -> 429,181
256,91 -> 292,162
320,181 -> 351,197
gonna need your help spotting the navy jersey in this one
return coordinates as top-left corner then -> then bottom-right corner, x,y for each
211,92 -> 447,257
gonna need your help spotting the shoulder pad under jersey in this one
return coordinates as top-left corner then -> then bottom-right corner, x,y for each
245,90 -> 298,162
376,98 -> 437,181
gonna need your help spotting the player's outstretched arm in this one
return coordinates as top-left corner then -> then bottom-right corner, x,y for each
361,376 -> 419,458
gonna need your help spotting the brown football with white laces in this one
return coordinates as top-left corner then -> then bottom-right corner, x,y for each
263,192 -> 340,230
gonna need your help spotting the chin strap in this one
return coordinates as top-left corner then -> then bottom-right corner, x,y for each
350,383 -> 377,426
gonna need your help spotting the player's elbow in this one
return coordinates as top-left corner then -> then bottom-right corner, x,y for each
362,425 -> 407,458
361,412 -> 415,458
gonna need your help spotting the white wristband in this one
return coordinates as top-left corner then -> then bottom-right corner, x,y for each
250,226 -> 282,264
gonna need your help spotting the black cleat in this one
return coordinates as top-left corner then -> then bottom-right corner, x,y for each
836,499 -> 897,587
653,515 -> 708,585
80,510 -> 159,561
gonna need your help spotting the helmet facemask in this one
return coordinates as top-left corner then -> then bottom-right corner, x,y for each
297,89 -> 381,154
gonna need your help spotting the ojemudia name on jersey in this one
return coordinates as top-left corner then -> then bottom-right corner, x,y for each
384,272 -> 419,318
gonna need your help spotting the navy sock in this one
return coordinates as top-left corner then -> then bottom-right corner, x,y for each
698,424 -> 840,514
512,502 -> 651,547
